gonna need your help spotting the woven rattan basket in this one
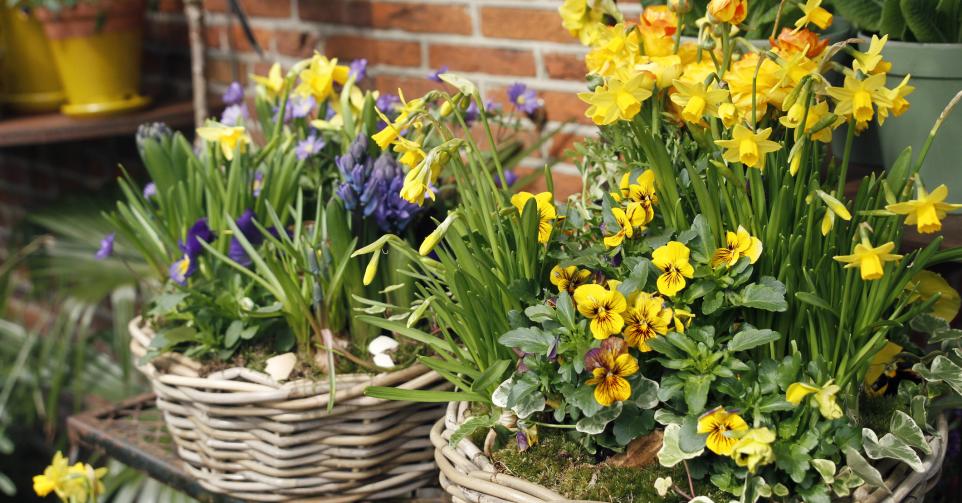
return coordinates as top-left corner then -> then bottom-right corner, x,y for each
433,402 -> 949,503
130,317 -> 447,502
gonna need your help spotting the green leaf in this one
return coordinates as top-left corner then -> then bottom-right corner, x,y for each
810,458 -> 837,484
658,422 -> 705,467
617,259 -> 651,296
225,320 -> 244,348
795,292 -> 838,317
365,387 -> 486,402
613,406 -> 654,445
862,428 -> 924,472
880,0 -> 907,39
576,401 -> 623,434
831,466 -> 865,497
569,383 -> 604,417
450,414 -> 498,447
728,328 -> 780,352
832,0 -> 883,32
845,446 -> 890,490
472,360 -> 511,395
702,290 -> 724,315
730,277 -> 788,312
148,292 -> 188,317
890,410 -> 931,455
498,327 -> 554,354
684,374 -> 713,413
914,355 -> 962,396
902,0 -> 947,42
630,375 -> 660,409
524,304 -> 555,323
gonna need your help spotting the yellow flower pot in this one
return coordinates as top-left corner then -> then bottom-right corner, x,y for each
0,6 -> 65,113
35,0 -> 149,117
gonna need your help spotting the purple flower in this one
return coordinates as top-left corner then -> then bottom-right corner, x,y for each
516,429 -> 530,451
376,93 -> 400,114
223,82 -> 244,106
349,58 -> 368,82
296,134 -> 326,161
495,169 -> 518,188
221,104 -> 249,126
169,255 -> 192,285
181,218 -> 213,259
507,83 -> 540,114
428,65 -> 448,82
143,182 -> 157,199
228,209 -> 265,266
285,95 -> 316,121
95,233 -> 115,260
548,336 -> 559,362
252,171 -> 264,197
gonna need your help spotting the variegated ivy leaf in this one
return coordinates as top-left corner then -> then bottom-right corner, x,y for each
844,447 -> 888,491
653,408 -> 684,426
491,377 -> 513,408
831,466 -> 864,497
862,428 -> 924,472
576,401 -> 622,434
657,422 -> 704,467
449,414 -> 498,447
630,376 -> 660,409
810,459 -> 836,484
890,410 -> 931,455
914,355 -> 962,396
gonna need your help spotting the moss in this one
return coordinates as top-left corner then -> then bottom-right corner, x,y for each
491,428 -> 726,502
857,393 -> 900,434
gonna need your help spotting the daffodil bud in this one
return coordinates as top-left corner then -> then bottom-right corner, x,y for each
816,190 -> 853,221
406,296 -> 434,328
788,140 -> 804,176
363,250 -> 380,286
351,234 -> 391,257
419,213 -> 458,256
668,0 -> 692,14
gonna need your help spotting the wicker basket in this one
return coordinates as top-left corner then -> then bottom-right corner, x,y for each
129,317 -> 447,502
433,402 -> 949,503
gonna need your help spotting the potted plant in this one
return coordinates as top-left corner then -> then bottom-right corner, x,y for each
830,0 -> 962,192
0,2 -> 64,113
29,0 -> 149,116
364,1 -> 962,501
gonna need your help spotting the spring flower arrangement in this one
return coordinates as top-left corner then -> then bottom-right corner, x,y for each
33,452 -> 106,503
362,1 -> 962,501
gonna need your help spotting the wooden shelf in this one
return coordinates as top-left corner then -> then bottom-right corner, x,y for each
0,100 -> 195,148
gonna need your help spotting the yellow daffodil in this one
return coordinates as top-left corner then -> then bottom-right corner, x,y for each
578,74 -> 653,125
559,0 -> 609,46
652,241 -> 695,297
419,212 -> 458,256
372,92 -> 426,150
711,226 -> 763,268
731,427 -> 776,473
586,24 -> 641,77
511,191 -> 557,244
196,122 -> 251,161
715,125 -> 782,170
727,55 -> 786,120
296,53 -> 350,101
251,62 -> 284,98
400,148 -> 445,206
550,265 -> 593,295
877,75 -> 914,125
585,337 -> 639,405
826,73 -> 891,126
707,0 -> 747,25
771,27 -> 828,58
635,55 -> 682,90
623,292 -> 672,352
33,451 -> 70,498
852,35 -> 892,75
613,170 -> 658,224
908,270 -> 961,322
886,184 -> 962,234
393,136 -> 427,169
718,102 -> 739,128
816,189 -> 853,236
779,101 -> 838,143
574,283 -> 629,339
670,80 -> 730,124
833,236 -> 902,281
639,5 -> 678,57
34,452 -> 107,502
794,0 -> 832,30
786,380 -> 843,419
864,341 -> 904,397
698,407 -> 749,455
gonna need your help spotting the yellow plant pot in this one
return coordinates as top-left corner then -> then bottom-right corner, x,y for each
0,6 -> 65,113
35,0 -> 149,117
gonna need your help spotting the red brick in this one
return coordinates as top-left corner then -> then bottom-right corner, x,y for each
204,0 -> 290,18
541,90 -> 590,125
373,74 -> 444,99
516,167 -> 583,199
206,58 -> 247,86
275,30 -> 322,58
548,131 -> 588,161
430,45 -> 535,77
227,24 -> 272,53
156,0 -> 184,13
300,1 -> 472,35
204,25 -> 223,49
480,7 -> 572,43
544,52 -> 587,81
324,36 -> 420,67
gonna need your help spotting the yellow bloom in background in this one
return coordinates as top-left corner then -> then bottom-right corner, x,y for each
636,55 -> 682,90
670,80 -> 730,124
779,101 -> 838,143
585,24 -> 641,77
511,191 -> 557,244
623,292 -> 672,351
727,55 -> 786,119
604,206 -> 641,248
715,125 -> 782,170
393,136 -> 426,169
196,122 -> 251,161
711,225 -> 763,268
33,452 -> 107,502
698,407 -> 749,455
852,35 -> 892,75
730,427 -> 776,473
296,53 -> 350,102
578,74 -> 653,125
251,62 -> 285,98
718,102 -> 739,128
877,75 -> 914,125
652,241 -> 695,297
585,337 -> 639,405
864,341 -> 904,397
794,0 -> 833,30
908,270 -> 962,322
550,265 -> 593,295
707,0 -> 747,25
833,237 -> 902,281
886,184 -> 962,234
639,5 -> 678,57
559,0 -> 608,46
786,380 -> 844,419
827,73 -> 890,126
574,283 -> 629,339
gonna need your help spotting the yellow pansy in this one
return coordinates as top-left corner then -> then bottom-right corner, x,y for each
511,191 -> 557,244
295,53 -> 350,101
826,73 -> 891,126
731,427 -> 776,473
578,74 -> 653,125
852,35 -> 892,75
711,225 -> 763,268
550,265 -> 593,295
794,0 -> 832,30
604,205 -> 647,248
786,380 -> 843,419
652,241 -> 695,297
707,0 -> 747,25
714,125 -> 782,170
196,122 -> 251,161
251,62 -> 285,98
574,283 -> 629,339
833,236 -> 902,281
613,170 -> 658,224
908,270 -> 961,322
672,308 -> 694,333
623,292 -> 672,352
670,80 -> 730,124
698,407 -> 749,455
886,184 -> 962,234
585,337 -> 639,406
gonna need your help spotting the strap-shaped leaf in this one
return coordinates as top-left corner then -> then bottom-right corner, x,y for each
834,0 -> 884,32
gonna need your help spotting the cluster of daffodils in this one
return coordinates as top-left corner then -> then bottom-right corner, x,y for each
33,452 -> 106,503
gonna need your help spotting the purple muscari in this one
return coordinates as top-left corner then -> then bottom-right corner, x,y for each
428,65 -> 448,82
296,134 -> 326,161
252,171 -> 264,197
285,95 -> 316,121
228,209 -> 265,267
376,93 -> 400,114
336,135 -> 426,233
349,58 -> 368,82
507,82 -> 540,114
143,182 -> 157,199
95,233 -> 115,260
223,82 -> 244,106
221,104 -> 249,126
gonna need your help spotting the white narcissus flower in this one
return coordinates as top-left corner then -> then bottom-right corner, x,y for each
369,335 -> 399,369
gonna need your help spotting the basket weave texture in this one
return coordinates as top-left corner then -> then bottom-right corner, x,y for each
130,317 -> 447,502
433,402 -> 949,503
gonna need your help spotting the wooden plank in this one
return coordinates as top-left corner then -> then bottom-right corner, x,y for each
0,101 -> 195,147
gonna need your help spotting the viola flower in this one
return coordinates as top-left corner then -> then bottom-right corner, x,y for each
707,0 -> 747,25
786,380 -> 843,419
584,337 -> 639,406
182,218 -> 213,258
252,171 -> 264,197
574,283 -> 628,339
228,209 -> 266,266
296,134 -> 326,161
222,81 -> 244,105
169,254 -> 193,285
669,80 -> 729,124
349,58 -> 368,82
549,265 -> 592,295
604,205 -> 645,248
622,292 -> 672,352
613,170 -> 657,224
220,103 -> 249,126
296,53 -> 350,102
714,125 -> 782,170
252,62 -> 285,98
196,122 -> 251,161
886,184 -> 962,235
285,95 -> 316,121
95,233 -> 115,260
731,427 -> 776,473
507,83 -> 540,115
578,74 -> 653,125
376,93 -> 401,115
697,407 -> 749,455
495,169 -> 518,188
652,241 -> 694,297
143,182 -> 157,199
794,0 -> 832,30
826,73 -> 890,126
833,236 -> 902,280
710,226 -> 763,268
511,191 -> 556,244
428,65 -> 448,82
